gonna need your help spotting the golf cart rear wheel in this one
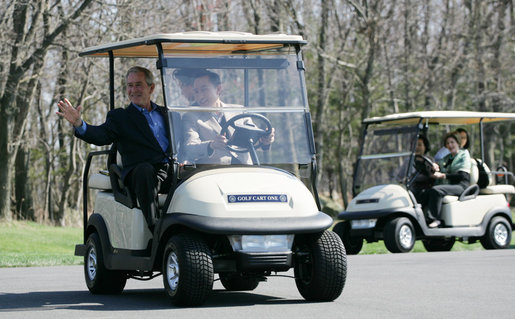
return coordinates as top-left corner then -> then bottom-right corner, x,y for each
219,273 -> 260,291
332,222 -> 363,255
384,217 -> 415,253
480,217 -> 512,250
84,232 -> 127,294
162,233 -> 214,306
422,237 -> 455,252
294,231 -> 347,301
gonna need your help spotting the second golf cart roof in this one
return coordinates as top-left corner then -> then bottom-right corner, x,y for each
364,111 -> 515,125
79,32 -> 307,58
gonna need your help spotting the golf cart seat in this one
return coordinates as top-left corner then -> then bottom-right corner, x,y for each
441,158 -> 480,205
87,148 -> 167,208
477,162 -> 515,195
88,170 -> 112,190
441,159 -> 508,226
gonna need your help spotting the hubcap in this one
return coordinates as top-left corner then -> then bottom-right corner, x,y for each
87,247 -> 97,281
399,225 -> 413,249
166,252 -> 180,292
493,223 -> 508,246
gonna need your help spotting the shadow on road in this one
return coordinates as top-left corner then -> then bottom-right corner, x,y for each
0,288 -> 306,312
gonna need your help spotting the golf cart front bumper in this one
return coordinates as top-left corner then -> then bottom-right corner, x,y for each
160,211 -> 333,235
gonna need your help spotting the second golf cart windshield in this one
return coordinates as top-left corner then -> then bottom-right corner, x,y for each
354,123 -> 420,194
353,111 -> 515,195
162,49 -> 313,166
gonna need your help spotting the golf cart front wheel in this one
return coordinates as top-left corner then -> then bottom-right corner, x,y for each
384,217 -> 415,253
84,232 -> 126,294
480,217 -> 512,250
294,231 -> 347,301
422,237 -> 455,252
162,233 -> 214,306
332,222 -> 363,255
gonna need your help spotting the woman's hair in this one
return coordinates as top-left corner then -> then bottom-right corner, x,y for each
455,127 -> 470,149
418,135 -> 430,154
443,131 -> 461,148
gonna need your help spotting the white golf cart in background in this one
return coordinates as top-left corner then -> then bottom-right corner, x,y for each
333,111 -> 514,254
74,32 -> 346,306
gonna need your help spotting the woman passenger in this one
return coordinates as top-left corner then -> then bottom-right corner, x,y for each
421,132 -> 471,228
434,128 -> 470,161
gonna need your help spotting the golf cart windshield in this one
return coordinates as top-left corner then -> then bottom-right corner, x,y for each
353,123 -> 420,194
162,51 -> 313,166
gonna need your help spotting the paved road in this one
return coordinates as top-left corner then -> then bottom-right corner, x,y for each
1,250 -> 514,319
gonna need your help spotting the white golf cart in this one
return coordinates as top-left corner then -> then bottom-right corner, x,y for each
333,111 -> 514,254
74,32 -> 346,306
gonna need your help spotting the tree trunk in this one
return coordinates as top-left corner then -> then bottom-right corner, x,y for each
0,105 -> 12,220
402,0 -> 412,110
0,0 -> 93,219
15,145 -> 34,220
314,0 -> 329,185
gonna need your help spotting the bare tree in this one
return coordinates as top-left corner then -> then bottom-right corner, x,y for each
0,0 -> 95,220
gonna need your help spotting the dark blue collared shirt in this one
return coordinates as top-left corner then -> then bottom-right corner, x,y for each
131,102 -> 169,153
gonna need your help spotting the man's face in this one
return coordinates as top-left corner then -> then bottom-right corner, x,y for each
126,71 -> 155,108
194,75 -> 221,107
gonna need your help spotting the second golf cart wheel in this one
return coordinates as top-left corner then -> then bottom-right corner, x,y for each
384,217 -> 415,253
422,237 -> 456,252
294,231 -> 347,301
332,222 -> 363,255
162,233 -> 214,306
84,232 -> 127,294
219,273 -> 260,291
480,216 -> 512,250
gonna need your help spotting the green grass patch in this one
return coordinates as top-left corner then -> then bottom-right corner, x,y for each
359,239 -> 488,255
0,221 -> 82,267
1,213 -> 514,267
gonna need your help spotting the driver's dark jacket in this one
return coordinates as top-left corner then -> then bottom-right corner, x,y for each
74,103 -> 170,181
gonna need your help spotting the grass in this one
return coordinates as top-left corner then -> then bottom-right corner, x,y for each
1,215 -> 514,267
0,221 -> 83,268
359,239 -> 487,255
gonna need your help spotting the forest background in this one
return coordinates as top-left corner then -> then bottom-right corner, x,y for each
0,0 -> 513,225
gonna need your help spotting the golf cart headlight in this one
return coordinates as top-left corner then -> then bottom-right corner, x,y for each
350,219 -> 377,229
228,235 -> 293,252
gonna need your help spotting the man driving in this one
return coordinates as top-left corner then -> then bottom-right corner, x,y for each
181,69 -> 275,164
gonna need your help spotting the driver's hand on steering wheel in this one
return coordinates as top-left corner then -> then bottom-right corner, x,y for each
432,162 -> 440,172
432,171 -> 446,179
259,127 -> 275,146
209,134 -> 228,151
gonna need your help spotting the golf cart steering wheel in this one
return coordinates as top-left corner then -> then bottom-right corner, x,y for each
414,154 -> 435,176
220,113 -> 273,153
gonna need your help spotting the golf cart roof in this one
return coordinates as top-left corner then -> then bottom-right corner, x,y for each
79,32 -> 307,58
363,111 -> 515,125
